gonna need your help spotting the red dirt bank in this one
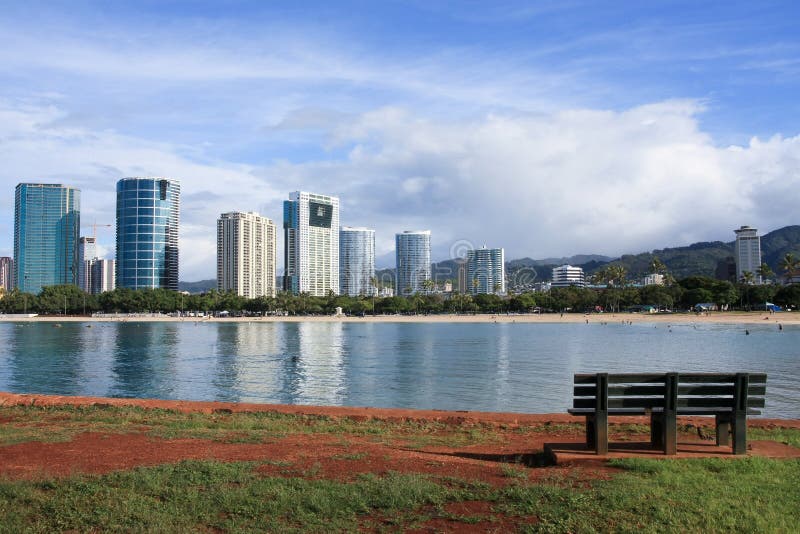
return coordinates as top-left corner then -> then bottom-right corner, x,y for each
1,392 -> 798,484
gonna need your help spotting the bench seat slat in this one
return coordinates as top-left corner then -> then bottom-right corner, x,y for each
574,385 -> 666,397
576,385 -> 766,397
575,373 -> 767,385
680,373 -> 767,384
573,396 -> 765,409
568,407 -> 762,416
574,374 -> 664,384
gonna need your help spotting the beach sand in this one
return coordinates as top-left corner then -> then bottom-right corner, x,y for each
2,311 -> 798,325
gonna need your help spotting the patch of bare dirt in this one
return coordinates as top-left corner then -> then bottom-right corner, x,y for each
1,392 -> 798,484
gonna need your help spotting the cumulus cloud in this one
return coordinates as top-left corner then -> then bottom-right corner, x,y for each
258,101 -> 800,265
1,97 -> 798,279
0,99 -> 282,280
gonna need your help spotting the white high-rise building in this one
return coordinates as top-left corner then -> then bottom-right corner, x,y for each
0,257 -> 12,291
339,227 -> 376,296
78,236 -> 97,292
90,259 -> 116,294
283,191 -> 340,296
551,265 -> 585,288
396,230 -> 431,296
466,246 -> 505,294
734,225 -> 762,283
217,212 -> 277,298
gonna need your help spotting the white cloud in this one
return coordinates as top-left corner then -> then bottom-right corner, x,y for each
0,99 -> 282,279
1,100 -> 798,281
255,100 -> 800,265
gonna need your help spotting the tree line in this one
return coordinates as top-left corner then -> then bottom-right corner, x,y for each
1,278 -> 799,316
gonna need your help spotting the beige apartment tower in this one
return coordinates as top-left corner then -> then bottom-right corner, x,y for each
217,212 -> 277,298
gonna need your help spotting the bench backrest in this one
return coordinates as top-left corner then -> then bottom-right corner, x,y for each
573,373 -> 767,413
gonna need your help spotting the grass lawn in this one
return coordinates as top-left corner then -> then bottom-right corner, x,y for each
1,404 -> 798,532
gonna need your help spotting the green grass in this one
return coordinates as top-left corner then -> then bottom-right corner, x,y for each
750,427 -> 800,448
1,458 -> 797,532
2,404 -> 799,532
499,457 -> 800,533
0,404 -> 503,447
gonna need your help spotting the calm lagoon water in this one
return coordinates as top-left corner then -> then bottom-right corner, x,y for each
0,321 -> 798,418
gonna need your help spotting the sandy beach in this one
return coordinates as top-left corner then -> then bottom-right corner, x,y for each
2,311 -> 798,325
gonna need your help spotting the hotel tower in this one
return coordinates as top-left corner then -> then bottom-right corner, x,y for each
217,211 -> 277,298
339,226 -> 376,296
283,191 -> 340,296
395,230 -> 431,296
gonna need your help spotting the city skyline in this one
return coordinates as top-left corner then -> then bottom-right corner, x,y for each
1,2 -> 799,281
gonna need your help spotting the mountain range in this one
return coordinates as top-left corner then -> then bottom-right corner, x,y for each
180,225 -> 800,292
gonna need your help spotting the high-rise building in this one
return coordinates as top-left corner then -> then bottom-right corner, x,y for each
395,230 -> 431,296
0,257 -> 13,291
116,177 -> 180,290
551,265 -> 585,288
283,191 -> 340,296
78,236 -> 97,292
13,183 -> 80,294
90,259 -> 116,294
466,246 -> 505,295
734,225 -> 761,283
217,212 -> 277,298
339,227 -> 376,296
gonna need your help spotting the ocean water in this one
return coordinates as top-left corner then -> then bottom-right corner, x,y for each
0,321 -> 797,418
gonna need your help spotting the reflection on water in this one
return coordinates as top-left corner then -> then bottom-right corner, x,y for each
0,321 -> 798,418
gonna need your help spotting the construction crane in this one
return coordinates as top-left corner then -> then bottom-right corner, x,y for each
81,222 -> 112,239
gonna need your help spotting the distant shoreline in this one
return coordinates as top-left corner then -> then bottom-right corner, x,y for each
1,311 -> 797,325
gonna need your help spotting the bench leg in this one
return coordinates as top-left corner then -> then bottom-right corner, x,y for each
593,412 -> 608,455
715,415 -> 730,446
650,413 -> 664,448
732,413 -> 747,455
663,411 -> 677,455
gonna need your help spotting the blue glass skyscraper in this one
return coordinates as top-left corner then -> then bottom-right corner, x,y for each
13,183 -> 80,294
116,177 -> 180,290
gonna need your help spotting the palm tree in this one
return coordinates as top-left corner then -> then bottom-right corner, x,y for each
590,268 -> 608,287
740,271 -> 755,285
649,257 -> 667,274
756,263 -> 774,283
370,276 -> 379,314
421,278 -> 436,294
779,253 -> 799,284
607,265 -> 627,288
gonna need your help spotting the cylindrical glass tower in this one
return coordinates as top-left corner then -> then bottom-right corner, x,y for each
395,230 -> 431,296
116,177 -> 180,290
339,227 -> 376,296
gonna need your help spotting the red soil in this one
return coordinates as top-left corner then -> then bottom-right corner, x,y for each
1,391 -> 798,483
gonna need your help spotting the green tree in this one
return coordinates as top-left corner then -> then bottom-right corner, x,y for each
779,253 -> 799,283
757,263 -> 774,282
773,284 -> 800,309
650,256 -> 667,274
36,285 -> 93,315
0,288 -> 38,314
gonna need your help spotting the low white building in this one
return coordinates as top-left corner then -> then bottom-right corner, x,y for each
551,265 -> 585,288
643,273 -> 665,286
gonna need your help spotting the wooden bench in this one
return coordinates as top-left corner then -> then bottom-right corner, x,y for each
568,373 -> 767,455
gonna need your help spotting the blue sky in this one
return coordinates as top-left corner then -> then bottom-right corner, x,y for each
1,1 -> 799,279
